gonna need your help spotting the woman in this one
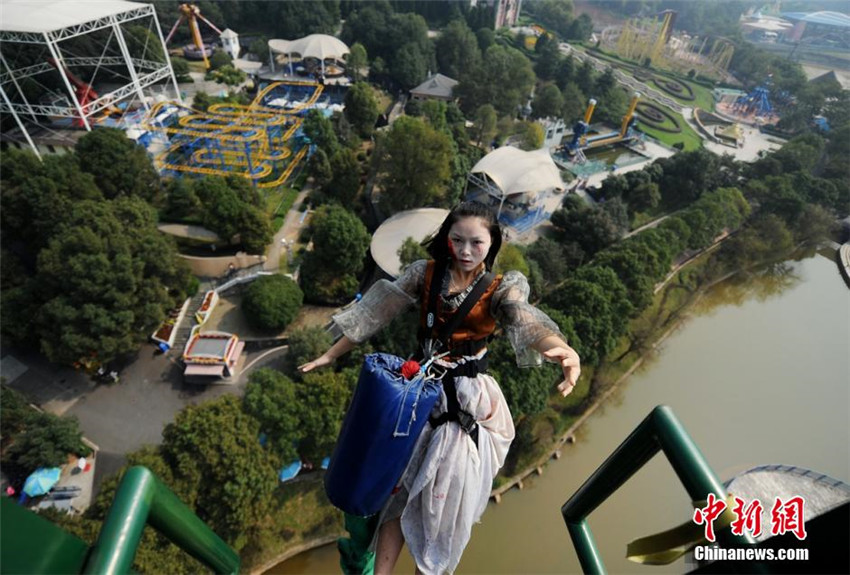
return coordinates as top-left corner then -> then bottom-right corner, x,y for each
301,202 -> 581,574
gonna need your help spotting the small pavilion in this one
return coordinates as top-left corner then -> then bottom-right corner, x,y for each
268,34 -> 349,77
466,146 -> 563,224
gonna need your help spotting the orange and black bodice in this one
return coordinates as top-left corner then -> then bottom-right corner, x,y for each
418,260 -> 502,357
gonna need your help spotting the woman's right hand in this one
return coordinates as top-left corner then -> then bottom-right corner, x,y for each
299,353 -> 334,373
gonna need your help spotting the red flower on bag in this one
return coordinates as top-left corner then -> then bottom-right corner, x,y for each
401,360 -> 421,380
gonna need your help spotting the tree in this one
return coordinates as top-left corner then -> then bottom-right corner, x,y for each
243,369 -> 302,462
592,248 -> 658,314
551,204 -> 622,258
378,116 -> 453,213
163,178 -> 201,221
476,27 -> 495,52
534,34 -> 561,81
302,109 -> 339,155
249,36 -> 269,63
555,55 -> 576,91
161,395 -> 279,550
170,56 -> 192,82
516,121 -> 544,150
473,104 -> 498,145
239,205 -> 273,255
527,236 -> 581,286
456,45 -> 535,116
600,196 -> 630,235
566,13 -> 593,41
309,148 -> 333,189
4,411 -> 90,475
487,337 -> 556,420
198,178 -> 246,242
398,237 -> 429,271
545,279 -> 617,366
31,197 -> 192,366
297,371 -> 354,463
657,148 -> 722,207
531,84 -> 564,119
344,82 -> 381,138
194,176 -> 271,251
630,181 -> 661,213
320,149 -> 361,206
392,42 -> 429,89
192,91 -> 213,112
300,205 -> 370,304
560,83 -> 586,123
529,0 -> 575,37
242,275 -> 303,332
75,128 -> 160,203
347,42 -> 368,80
209,50 -> 232,70
1,149 -> 102,254
436,19 -> 481,80
281,326 -> 333,379
494,244 -> 530,276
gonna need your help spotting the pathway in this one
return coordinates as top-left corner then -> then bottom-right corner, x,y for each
264,186 -> 312,272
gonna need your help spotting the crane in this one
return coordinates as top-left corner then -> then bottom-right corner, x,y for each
164,3 -> 222,69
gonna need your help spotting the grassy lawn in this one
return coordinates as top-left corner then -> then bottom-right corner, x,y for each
649,69 -> 716,112
639,109 -> 703,151
584,47 -> 717,112
266,185 -> 300,230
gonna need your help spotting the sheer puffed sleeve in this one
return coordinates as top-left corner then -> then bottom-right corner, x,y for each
492,270 -> 567,367
331,259 -> 426,344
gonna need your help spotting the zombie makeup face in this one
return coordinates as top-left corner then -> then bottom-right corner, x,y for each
448,216 -> 493,273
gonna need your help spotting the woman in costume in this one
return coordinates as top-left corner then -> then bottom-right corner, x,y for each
301,202 -> 581,574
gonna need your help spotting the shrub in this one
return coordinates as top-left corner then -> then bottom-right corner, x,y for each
242,275 -> 303,332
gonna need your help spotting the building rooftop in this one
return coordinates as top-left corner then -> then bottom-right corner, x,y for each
410,73 -> 458,99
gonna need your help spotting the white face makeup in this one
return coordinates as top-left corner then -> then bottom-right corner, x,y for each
448,217 -> 492,273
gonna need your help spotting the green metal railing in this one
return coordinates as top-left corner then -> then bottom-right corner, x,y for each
84,466 -> 240,574
561,405 -> 757,574
1,466 -> 239,575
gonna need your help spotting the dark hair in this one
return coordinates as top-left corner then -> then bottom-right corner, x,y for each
423,201 -> 503,271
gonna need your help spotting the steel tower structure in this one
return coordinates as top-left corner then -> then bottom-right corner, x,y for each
0,0 -> 180,158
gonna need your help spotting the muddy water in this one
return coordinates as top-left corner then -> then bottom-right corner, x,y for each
271,254 -> 849,574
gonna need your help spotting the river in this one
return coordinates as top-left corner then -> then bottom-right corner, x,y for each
273,253 -> 849,574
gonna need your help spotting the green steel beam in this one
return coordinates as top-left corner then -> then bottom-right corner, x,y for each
1,497 -> 91,575
83,466 -> 240,575
561,405 -> 757,574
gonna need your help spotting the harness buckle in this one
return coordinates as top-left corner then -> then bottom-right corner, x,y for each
455,410 -> 478,436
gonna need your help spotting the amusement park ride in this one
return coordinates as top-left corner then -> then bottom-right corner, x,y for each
607,10 -> 734,78
142,80 -> 324,188
565,92 -> 641,163
45,58 -> 122,127
164,3 -> 222,68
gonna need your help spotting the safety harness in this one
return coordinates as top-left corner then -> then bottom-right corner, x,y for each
419,260 -> 496,445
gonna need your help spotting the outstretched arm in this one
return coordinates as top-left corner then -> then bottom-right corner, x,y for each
534,335 -> 581,397
299,335 -> 357,373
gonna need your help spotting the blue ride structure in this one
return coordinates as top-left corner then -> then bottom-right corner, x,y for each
565,92 -> 641,163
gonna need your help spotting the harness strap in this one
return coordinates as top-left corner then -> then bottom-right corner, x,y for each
429,375 -> 479,445
420,262 -> 495,447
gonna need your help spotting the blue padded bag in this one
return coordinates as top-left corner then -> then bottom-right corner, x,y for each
324,353 -> 442,516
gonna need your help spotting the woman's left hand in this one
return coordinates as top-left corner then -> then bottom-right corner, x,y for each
543,347 -> 581,397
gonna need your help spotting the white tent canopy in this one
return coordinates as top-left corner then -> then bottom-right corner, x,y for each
268,34 -> 349,62
469,146 -> 563,199
370,208 -> 448,278
0,0 -> 150,33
